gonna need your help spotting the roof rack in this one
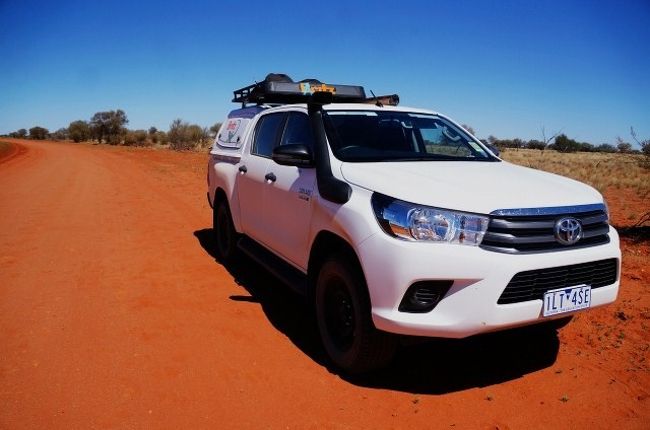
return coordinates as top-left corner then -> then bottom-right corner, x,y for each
232,73 -> 399,107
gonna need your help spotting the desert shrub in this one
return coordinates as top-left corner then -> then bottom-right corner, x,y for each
526,139 -> 546,150
168,119 -> 193,150
168,119 -> 208,150
51,128 -> 69,140
135,130 -> 148,146
123,130 -> 147,146
155,131 -> 168,145
579,142 -> 594,152
595,143 -> 617,153
124,131 -> 137,146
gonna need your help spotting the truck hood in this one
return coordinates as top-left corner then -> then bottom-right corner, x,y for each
339,161 -> 603,214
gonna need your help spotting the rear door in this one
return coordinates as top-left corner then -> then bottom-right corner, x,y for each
237,112 -> 287,238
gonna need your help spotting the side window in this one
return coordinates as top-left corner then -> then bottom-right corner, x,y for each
252,113 -> 287,157
280,113 -> 314,148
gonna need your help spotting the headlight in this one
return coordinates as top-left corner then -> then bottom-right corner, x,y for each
371,193 -> 489,246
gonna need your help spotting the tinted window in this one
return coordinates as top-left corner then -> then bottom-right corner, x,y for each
253,113 -> 286,157
281,113 -> 314,147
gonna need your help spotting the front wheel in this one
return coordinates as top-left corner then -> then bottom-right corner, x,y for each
213,200 -> 239,263
315,256 -> 397,374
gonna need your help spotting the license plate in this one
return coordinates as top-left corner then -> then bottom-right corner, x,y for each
543,284 -> 591,317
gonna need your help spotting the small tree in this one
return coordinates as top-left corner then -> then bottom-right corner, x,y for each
631,126 -> 650,169
17,129 -> 27,138
90,109 -> 128,144
554,134 -> 581,153
29,126 -> 49,140
68,120 -> 90,142
631,126 -> 650,157
616,137 -> 632,153
541,126 -> 562,147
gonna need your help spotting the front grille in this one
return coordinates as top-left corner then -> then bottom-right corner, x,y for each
498,258 -> 618,304
480,208 -> 610,254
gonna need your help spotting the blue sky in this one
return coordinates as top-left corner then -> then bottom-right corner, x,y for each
1,0 -> 648,144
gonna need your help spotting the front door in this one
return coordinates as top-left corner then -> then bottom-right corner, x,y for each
261,112 -> 317,269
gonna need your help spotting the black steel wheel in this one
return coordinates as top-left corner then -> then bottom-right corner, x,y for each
213,200 -> 238,263
315,255 -> 397,373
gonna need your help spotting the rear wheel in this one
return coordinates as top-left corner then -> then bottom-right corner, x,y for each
213,200 -> 238,263
315,255 -> 397,373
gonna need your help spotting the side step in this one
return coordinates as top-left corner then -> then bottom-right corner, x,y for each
237,236 -> 309,296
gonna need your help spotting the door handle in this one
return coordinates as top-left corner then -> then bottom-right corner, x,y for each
265,172 -> 277,182
238,165 -> 247,173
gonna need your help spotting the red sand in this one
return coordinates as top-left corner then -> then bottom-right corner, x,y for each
1,139 -> 648,429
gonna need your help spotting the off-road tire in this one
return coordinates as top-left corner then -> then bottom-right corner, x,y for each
315,255 -> 397,374
213,200 -> 239,263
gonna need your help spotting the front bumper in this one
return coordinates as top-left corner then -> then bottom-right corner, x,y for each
357,228 -> 621,338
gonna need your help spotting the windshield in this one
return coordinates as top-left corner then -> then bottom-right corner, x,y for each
324,111 -> 496,162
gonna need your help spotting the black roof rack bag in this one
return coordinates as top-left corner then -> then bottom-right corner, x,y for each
233,74 -> 367,106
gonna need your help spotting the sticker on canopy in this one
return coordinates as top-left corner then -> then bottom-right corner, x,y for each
218,118 -> 249,148
226,119 -> 241,141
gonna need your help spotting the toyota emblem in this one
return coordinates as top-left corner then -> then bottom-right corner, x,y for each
554,217 -> 583,245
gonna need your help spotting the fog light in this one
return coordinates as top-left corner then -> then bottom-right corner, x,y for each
398,281 -> 454,313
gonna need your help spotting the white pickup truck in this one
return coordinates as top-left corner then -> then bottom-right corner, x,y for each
207,74 -> 621,373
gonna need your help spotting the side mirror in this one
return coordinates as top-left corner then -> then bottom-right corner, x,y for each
272,144 -> 315,168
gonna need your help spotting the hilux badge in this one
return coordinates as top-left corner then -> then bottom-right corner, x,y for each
554,217 -> 582,245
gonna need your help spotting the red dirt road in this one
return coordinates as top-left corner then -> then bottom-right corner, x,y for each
1,139 -> 648,429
